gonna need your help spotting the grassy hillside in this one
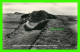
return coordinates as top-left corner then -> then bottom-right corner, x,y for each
3,13 -> 77,49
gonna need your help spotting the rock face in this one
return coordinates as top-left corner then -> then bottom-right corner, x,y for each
3,19 -> 77,49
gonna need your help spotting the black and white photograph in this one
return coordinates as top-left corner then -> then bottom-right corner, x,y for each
3,3 -> 77,49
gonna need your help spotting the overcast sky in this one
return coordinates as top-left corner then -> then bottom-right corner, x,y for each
3,3 -> 77,16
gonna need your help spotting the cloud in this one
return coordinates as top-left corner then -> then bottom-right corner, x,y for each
3,3 -> 77,15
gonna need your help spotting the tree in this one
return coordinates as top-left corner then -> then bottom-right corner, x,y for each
29,10 -> 48,22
